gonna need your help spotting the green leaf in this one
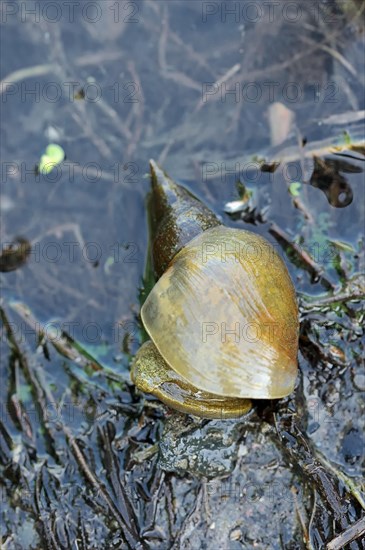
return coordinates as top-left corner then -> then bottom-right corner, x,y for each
45,144 -> 65,163
39,144 -> 65,174
289,182 -> 301,196
343,130 -> 352,145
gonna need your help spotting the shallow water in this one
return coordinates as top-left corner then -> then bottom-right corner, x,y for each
1,1 -> 364,548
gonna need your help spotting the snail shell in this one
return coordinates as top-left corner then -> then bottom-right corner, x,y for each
131,160 -> 299,417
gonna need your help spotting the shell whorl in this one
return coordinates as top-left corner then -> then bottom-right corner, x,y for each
149,160 -> 221,279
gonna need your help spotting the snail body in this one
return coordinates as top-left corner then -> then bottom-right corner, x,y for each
131,160 -> 299,419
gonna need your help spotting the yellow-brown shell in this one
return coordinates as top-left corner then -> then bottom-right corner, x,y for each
141,225 -> 299,400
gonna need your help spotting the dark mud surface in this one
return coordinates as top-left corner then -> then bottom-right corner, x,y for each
1,1 -> 364,549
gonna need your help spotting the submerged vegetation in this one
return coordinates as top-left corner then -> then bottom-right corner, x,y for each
1,1 -> 364,548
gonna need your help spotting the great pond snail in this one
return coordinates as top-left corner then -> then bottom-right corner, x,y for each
131,160 -> 299,419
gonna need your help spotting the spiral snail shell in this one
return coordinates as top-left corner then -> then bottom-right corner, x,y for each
131,160 -> 299,419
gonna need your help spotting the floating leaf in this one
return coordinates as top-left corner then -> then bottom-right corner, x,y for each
38,144 -> 65,175
289,182 -> 302,196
